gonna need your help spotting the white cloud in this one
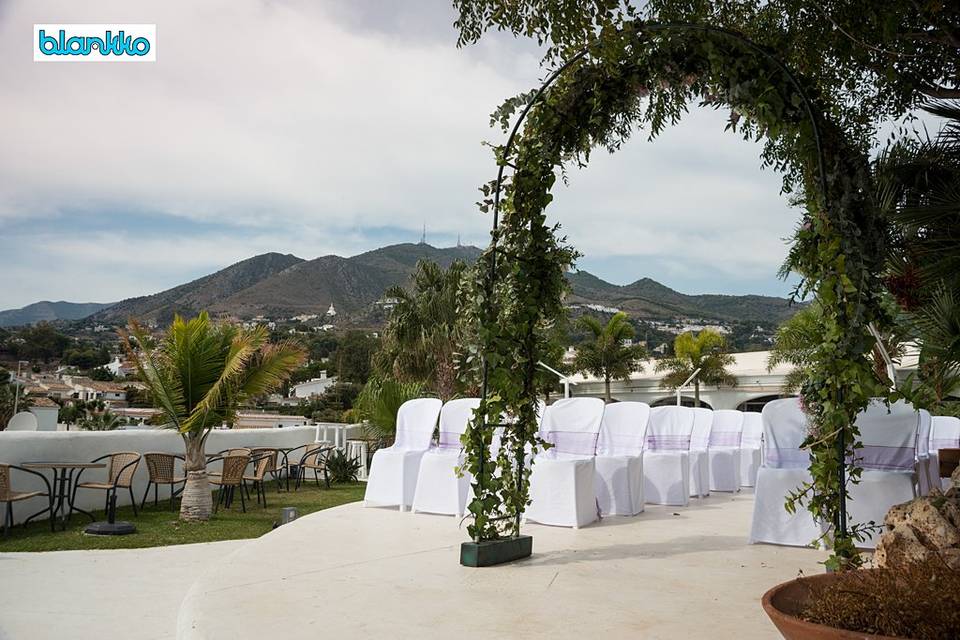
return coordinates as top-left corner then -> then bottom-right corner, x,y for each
0,0 -> 809,308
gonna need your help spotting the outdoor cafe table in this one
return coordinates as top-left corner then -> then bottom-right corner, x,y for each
21,462 -> 105,531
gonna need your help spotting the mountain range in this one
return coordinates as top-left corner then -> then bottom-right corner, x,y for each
0,301 -> 114,328
0,243 -> 799,327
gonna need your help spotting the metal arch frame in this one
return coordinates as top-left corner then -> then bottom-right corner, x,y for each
476,21 -> 847,545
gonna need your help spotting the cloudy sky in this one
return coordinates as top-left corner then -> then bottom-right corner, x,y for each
0,0 -> 807,310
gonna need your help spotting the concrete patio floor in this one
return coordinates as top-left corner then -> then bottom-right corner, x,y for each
179,492 -> 826,639
0,540 -> 245,640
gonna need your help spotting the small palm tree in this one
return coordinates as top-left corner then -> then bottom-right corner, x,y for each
767,304 -> 822,394
573,312 -> 645,403
78,410 -> 122,431
656,329 -> 736,407
374,260 -> 469,400
122,313 -> 304,522
351,376 -> 427,441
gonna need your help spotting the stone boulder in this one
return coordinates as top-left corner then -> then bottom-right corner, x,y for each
875,480 -> 960,570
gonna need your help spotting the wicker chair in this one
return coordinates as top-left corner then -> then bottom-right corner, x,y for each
71,452 -> 143,518
249,447 -> 282,492
243,453 -> 274,508
1,464 -> 54,536
295,444 -> 332,490
209,453 -> 251,512
141,453 -> 186,511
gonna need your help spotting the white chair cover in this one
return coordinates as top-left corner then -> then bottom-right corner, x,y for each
931,415 -> 960,491
689,407 -> 713,498
364,398 -> 442,510
412,398 -> 481,516
595,402 -> 651,516
643,405 -> 694,506
916,409 -> 937,495
750,397 -> 824,547
847,399 -> 919,549
739,412 -> 763,488
708,409 -> 743,492
526,397 -> 605,528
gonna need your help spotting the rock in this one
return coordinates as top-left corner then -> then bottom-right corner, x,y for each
875,523 -> 933,569
952,464 -> 960,488
875,491 -> 960,570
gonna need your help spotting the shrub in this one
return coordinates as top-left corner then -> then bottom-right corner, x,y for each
325,449 -> 361,484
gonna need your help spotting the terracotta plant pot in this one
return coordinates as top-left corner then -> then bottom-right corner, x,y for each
761,571 -> 900,640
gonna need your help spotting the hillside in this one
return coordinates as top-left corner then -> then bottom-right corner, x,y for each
566,274 -> 798,323
92,252 -> 305,324
210,244 -> 482,318
0,301 -> 114,327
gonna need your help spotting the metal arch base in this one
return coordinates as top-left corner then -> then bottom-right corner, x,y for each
460,535 -> 533,567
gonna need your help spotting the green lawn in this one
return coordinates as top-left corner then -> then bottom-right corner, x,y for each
0,480 -> 366,553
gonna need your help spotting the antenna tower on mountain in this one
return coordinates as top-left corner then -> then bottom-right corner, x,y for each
420,223 -> 426,245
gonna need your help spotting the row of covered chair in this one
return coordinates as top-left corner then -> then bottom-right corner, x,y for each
363,397 -> 766,529
749,398 -> 960,550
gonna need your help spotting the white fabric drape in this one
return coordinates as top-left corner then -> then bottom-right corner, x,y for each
643,405 -> 694,506
847,399 -> 919,549
931,415 -> 960,491
526,397 -> 605,528
689,407 -> 713,498
749,397 -> 823,547
364,398 -> 442,510
739,412 -> 763,488
411,398 -> 481,517
916,409 -> 938,496
707,409 -> 743,492
595,402 -> 651,516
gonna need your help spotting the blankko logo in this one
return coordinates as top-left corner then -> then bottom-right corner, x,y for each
34,24 -> 156,62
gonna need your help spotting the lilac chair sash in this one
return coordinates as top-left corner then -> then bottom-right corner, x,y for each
438,432 -> 463,450
853,445 -> 916,472
930,438 -> 960,452
646,434 -> 691,451
765,448 -> 810,469
709,431 -> 741,447
544,431 -> 599,457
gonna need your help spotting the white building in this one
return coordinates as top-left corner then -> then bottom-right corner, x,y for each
291,372 -> 337,399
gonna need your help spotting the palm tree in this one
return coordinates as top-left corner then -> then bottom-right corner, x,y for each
122,313 -> 304,522
374,260 -> 470,400
573,312 -> 645,403
656,329 -> 736,407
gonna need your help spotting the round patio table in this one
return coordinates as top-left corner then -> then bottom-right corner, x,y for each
21,462 -> 105,531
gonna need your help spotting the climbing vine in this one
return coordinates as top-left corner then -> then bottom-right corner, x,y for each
460,21 -> 892,568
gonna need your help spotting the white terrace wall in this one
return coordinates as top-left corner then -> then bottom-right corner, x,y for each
0,425 -> 338,525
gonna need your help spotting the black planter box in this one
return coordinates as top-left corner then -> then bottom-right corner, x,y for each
460,535 -> 532,567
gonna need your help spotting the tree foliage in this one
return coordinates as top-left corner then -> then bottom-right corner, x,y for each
332,331 -> 379,384
573,312 -> 645,402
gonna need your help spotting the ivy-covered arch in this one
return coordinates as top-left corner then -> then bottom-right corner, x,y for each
460,21 -> 892,568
